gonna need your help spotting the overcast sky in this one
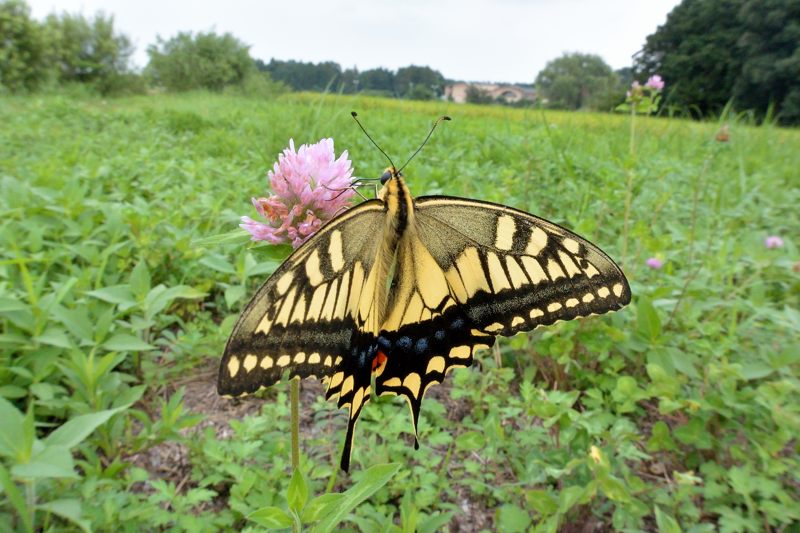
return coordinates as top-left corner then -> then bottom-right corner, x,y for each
27,0 -> 681,83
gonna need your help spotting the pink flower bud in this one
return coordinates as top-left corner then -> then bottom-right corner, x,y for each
645,75 -> 664,91
646,257 -> 664,269
764,236 -> 784,249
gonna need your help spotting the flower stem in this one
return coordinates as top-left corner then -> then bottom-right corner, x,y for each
290,378 -> 300,470
622,107 -> 637,265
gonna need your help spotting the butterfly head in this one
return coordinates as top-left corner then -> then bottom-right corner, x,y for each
380,167 -> 402,185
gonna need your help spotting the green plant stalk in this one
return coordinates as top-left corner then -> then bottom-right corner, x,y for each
25,481 -> 35,530
291,377 -> 300,470
290,378 -> 301,533
621,106 -> 637,265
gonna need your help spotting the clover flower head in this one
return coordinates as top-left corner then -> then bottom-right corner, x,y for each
764,235 -> 784,249
645,74 -> 665,91
240,138 -> 355,248
646,257 -> 664,269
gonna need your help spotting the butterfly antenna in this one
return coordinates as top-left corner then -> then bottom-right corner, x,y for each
398,115 -> 451,173
351,111 -> 396,170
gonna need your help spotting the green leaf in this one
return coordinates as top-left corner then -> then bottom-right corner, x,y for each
12,445 -> 77,479
130,261 -> 152,301
224,285 -> 246,308
598,475 -> 630,502
37,499 -> 90,533
34,327 -> 74,349
45,404 -> 129,449
557,485 -> 586,515
247,506 -> 294,529
312,463 -> 401,533
654,506 -> 682,533
199,254 -> 237,274
455,430 -> 485,451
418,512 -> 454,533
287,468 -> 309,512
673,417 -> 712,449
85,285 -> 137,309
255,244 -> 293,262
0,397 -> 24,458
496,504 -> 531,533
739,362 -> 773,380
0,385 -> 28,399
636,296 -> 662,342
646,421 -> 677,452
0,464 -> 33,533
144,284 -> 206,319
193,230 -> 252,247
51,306 -> 94,344
0,297 -> 29,313
302,493 -> 345,523
728,466 -> 754,496
525,489 -> 558,516
102,333 -> 154,352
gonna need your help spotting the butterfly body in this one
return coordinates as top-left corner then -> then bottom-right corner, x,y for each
219,167 -> 630,471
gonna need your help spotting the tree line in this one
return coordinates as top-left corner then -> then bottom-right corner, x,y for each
0,0 -> 447,100
255,60 -> 446,100
1,0 -> 797,124
538,0 -> 798,124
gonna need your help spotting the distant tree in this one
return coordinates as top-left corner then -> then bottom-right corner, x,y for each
405,84 -> 435,100
634,0 -> 743,117
338,67 -> 358,94
535,53 -> 616,110
465,85 -> 493,104
43,11 -> 134,92
733,0 -> 800,124
261,59 -> 342,92
615,67 -> 634,89
358,67 -> 395,94
0,0 -> 49,91
147,31 -> 254,92
394,65 -> 445,98
634,0 -> 799,124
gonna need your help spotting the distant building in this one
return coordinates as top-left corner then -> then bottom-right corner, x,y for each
444,82 -> 536,104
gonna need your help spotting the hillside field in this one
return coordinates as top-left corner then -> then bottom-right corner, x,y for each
1,92 -> 798,532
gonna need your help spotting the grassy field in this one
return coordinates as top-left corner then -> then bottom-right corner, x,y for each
1,91 -> 798,532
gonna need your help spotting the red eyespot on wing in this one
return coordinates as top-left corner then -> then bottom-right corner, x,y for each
372,350 -> 387,372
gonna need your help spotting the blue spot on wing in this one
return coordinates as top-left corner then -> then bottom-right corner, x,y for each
414,338 -> 428,354
378,336 -> 392,350
397,336 -> 413,350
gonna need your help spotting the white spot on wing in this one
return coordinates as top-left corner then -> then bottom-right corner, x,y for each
329,230 -> 345,272
276,271 -> 293,295
562,238 -> 580,254
487,252 -> 511,292
547,302 -> 562,312
613,283 -> 623,297
227,356 -> 240,377
526,227 -> 548,255
494,215 -> 516,250
305,249 -> 324,286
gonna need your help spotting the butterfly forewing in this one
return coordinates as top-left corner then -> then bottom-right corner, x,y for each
218,200 -> 386,400
413,196 -> 631,334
